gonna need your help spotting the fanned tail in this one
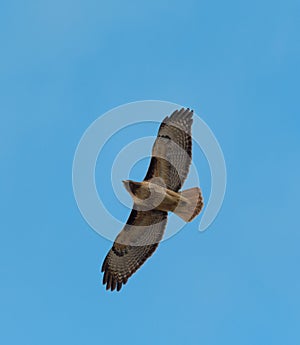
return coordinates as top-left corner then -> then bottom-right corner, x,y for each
173,187 -> 203,222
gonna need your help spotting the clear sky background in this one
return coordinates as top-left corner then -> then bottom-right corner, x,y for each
1,1 -> 300,344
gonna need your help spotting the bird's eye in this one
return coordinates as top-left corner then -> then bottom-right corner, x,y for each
129,182 -> 135,192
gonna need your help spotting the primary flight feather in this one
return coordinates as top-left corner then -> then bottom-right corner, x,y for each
101,108 -> 203,291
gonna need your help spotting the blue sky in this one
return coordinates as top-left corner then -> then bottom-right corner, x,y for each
1,0 -> 300,344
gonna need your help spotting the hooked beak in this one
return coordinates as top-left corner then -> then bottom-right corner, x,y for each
122,180 -> 130,192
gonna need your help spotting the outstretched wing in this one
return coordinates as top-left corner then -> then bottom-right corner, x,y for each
144,108 -> 193,192
101,208 -> 167,291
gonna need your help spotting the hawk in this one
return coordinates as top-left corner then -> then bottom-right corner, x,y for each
101,108 -> 204,291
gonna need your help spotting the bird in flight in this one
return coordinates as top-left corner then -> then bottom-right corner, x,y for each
101,108 -> 203,291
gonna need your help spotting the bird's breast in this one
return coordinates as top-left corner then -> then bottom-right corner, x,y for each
132,182 -> 180,212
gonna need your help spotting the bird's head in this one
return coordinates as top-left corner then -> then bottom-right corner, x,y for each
122,180 -> 139,195
122,180 -> 131,193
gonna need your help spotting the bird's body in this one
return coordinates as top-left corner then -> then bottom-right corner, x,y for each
123,179 -> 201,218
123,180 -> 180,211
101,108 -> 204,291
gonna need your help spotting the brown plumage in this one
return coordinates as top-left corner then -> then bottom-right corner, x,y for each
101,108 -> 204,291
